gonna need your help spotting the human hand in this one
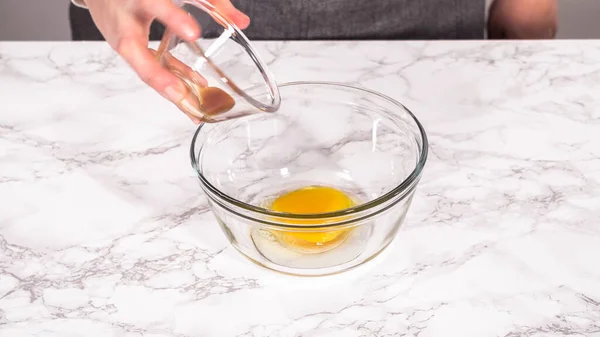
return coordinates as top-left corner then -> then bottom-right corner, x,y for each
488,0 -> 558,39
83,0 -> 250,123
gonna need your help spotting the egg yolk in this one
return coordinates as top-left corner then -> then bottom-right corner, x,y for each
269,186 -> 355,252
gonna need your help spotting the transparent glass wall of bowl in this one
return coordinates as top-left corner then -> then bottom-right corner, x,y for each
191,82 -> 427,276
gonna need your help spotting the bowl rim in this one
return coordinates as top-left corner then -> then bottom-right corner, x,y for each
190,81 -> 429,220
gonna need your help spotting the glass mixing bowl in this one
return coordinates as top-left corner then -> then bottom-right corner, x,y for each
190,82 -> 428,276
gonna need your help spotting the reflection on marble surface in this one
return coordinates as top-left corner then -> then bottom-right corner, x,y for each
1,41 -> 600,336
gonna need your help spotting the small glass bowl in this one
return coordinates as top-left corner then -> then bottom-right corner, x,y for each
156,0 -> 280,122
191,82 -> 428,276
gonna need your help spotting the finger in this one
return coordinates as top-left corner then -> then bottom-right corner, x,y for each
162,51 -> 208,88
153,49 -> 210,123
141,0 -> 201,40
154,50 -> 210,122
118,37 -> 203,123
210,0 -> 250,29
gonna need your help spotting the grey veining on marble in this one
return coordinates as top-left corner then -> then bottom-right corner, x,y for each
1,40 -> 600,337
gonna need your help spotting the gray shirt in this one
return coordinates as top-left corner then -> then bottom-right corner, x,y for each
196,0 -> 486,40
72,0 -> 491,40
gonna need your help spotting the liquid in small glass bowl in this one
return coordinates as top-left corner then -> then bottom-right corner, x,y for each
191,82 -> 428,276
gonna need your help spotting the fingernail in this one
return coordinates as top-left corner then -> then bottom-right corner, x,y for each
165,81 -> 205,122
190,73 -> 207,87
183,24 -> 198,40
164,82 -> 186,103
179,96 -> 204,120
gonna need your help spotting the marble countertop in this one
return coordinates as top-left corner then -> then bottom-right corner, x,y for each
1,40 -> 600,337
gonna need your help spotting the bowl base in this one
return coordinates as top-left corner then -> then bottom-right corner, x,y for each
249,224 -> 372,273
233,235 -> 395,277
